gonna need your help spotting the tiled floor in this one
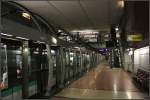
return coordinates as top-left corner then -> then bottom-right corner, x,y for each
51,64 -> 148,100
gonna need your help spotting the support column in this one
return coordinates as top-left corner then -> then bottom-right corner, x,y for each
0,1 -> 2,98
22,41 -> 29,99
45,44 -> 53,96
80,51 -> 83,73
0,34 -> 1,100
56,47 -> 65,88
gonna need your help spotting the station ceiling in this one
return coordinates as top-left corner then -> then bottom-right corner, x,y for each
16,0 -> 124,33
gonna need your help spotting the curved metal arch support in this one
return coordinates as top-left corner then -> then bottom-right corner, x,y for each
33,13 -> 57,35
3,1 -> 99,52
6,1 -> 42,32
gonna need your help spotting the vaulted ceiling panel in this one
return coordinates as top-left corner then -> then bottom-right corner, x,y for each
16,0 -> 124,32
49,0 -> 93,30
80,0 -> 110,26
17,1 -> 73,29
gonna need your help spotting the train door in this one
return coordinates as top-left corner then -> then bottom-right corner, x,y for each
40,44 -> 49,95
83,54 -> 86,72
28,42 -> 49,97
86,53 -> 90,71
28,42 -> 41,97
72,51 -> 76,78
74,51 -> 78,77
69,51 -> 74,79
56,47 -> 65,88
76,52 -> 81,76
64,50 -> 70,84
1,38 -> 23,100
50,47 -> 57,85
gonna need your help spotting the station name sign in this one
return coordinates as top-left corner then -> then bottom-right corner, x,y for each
127,34 -> 142,41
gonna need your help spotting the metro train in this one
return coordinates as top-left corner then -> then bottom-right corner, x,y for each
0,34 -> 104,99
1,1 -> 105,99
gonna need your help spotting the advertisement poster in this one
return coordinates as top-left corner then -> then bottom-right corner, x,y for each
0,44 -> 8,90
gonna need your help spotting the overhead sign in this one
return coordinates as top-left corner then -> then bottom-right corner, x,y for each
99,48 -> 108,55
127,34 -> 142,41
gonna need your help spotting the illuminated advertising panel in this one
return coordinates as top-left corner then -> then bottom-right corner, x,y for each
0,44 -> 8,90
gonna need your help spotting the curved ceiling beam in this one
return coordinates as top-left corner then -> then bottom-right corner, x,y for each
3,1 -> 99,52
33,13 -> 57,35
6,1 -> 42,32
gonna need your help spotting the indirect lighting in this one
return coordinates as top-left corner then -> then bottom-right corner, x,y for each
58,29 -> 62,33
116,33 -> 120,38
42,52 -> 47,55
36,48 -> 39,51
52,37 -> 57,44
36,41 -> 45,44
74,47 -> 80,49
70,57 -> 73,61
126,92 -> 132,99
16,50 -> 21,54
104,34 -> 109,38
24,48 -> 28,52
71,29 -> 99,34
43,49 -> 47,52
140,46 -> 149,54
16,36 -> 29,40
115,27 -> 119,31
51,50 -> 55,54
134,49 -> 139,56
128,50 -> 133,55
113,84 -> 118,94
118,0 -> 124,8
70,52 -> 73,55
33,51 -> 39,54
1,33 -> 13,37
22,12 -> 31,20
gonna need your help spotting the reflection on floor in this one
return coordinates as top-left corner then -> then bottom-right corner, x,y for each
51,64 -> 148,100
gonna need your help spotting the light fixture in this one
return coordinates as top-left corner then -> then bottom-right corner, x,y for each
74,47 -> 80,49
36,41 -> 45,44
51,50 -> 55,54
140,46 -> 149,54
116,33 -> 120,38
128,51 -> 133,55
70,52 -> 73,55
33,51 -> 39,54
115,27 -> 119,31
1,33 -> 13,37
126,92 -> 132,99
58,29 -> 62,33
24,48 -> 28,52
52,37 -> 57,44
16,36 -> 29,40
118,0 -> 124,8
22,12 -> 31,20
71,29 -> 99,34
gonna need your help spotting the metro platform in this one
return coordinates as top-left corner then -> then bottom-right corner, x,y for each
50,63 -> 148,100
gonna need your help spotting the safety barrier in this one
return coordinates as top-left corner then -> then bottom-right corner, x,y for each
134,68 -> 149,90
